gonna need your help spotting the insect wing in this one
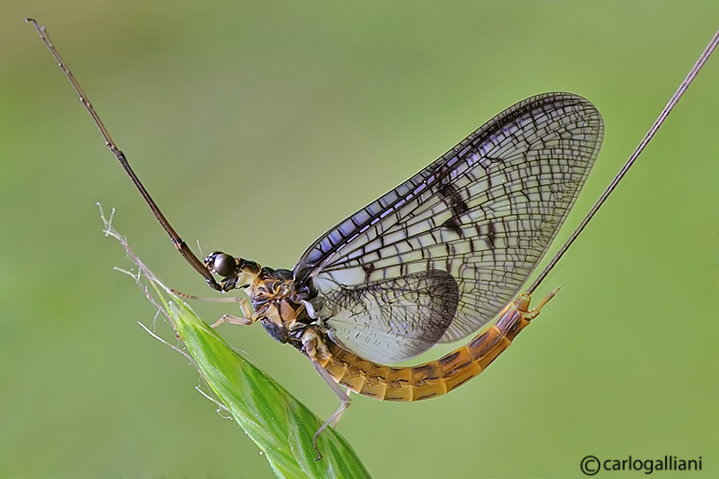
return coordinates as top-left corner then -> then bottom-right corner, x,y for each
293,93 -> 604,363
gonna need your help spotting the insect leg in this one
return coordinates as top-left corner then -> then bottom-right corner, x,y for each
167,288 -> 256,327
26,18 -> 222,291
169,288 -> 245,303
209,298 -> 256,328
311,362 -> 352,461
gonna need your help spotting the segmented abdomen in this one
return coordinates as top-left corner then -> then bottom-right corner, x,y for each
317,295 -> 534,401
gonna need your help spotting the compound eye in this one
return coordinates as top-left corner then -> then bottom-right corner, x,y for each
210,252 -> 236,278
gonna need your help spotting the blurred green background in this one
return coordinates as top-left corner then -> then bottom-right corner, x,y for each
2,1 -> 719,478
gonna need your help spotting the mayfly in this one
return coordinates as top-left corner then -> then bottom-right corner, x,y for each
28,18 -> 719,455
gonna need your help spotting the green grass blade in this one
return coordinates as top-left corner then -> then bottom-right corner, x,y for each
100,206 -> 371,479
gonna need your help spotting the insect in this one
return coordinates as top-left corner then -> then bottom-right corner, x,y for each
28,18 -> 719,457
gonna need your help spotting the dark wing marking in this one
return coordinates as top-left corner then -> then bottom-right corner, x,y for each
294,93 -> 603,361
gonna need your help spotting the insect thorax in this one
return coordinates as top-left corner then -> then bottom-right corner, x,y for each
248,266 -> 321,353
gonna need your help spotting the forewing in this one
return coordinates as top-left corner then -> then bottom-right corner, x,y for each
293,93 -> 604,362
